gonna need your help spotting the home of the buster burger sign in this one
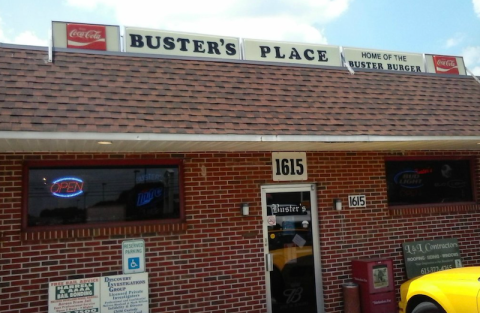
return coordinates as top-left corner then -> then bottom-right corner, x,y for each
51,21 -> 467,76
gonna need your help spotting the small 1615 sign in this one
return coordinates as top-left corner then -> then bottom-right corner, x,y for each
348,195 -> 366,208
272,152 -> 307,181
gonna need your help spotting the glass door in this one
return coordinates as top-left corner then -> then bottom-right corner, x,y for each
262,184 -> 324,313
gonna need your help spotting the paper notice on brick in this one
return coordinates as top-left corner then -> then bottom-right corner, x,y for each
100,272 -> 149,313
48,277 -> 100,313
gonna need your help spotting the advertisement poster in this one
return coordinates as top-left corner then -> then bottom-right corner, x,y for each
403,238 -> 462,279
100,272 -> 149,313
66,23 -> 107,51
52,21 -> 121,52
48,273 -> 149,313
372,265 -> 389,289
48,277 -> 100,313
425,54 -> 466,75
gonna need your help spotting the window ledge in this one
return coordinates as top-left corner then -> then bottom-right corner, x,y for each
21,223 -> 188,241
389,203 -> 479,216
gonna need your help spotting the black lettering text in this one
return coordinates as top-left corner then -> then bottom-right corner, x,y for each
207,42 -> 220,55
226,43 -> 236,56
193,40 -> 205,53
317,50 -> 328,62
129,34 -> 144,48
177,38 -> 190,51
274,46 -> 285,59
145,36 -> 161,49
289,48 -> 301,60
260,46 -> 271,58
163,37 -> 175,50
304,49 -> 314,61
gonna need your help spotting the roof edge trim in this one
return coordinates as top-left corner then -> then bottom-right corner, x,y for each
2,132 -> 480,143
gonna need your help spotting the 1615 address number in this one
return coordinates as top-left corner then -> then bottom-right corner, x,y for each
272,152 -> 308,181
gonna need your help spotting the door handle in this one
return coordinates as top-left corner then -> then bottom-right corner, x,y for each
266,253 -> 273,272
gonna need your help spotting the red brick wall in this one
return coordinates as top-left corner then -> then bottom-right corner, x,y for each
1,151 -> 479,312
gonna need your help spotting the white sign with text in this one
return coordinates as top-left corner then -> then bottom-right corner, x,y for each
101,272 -> 149,313
343,47 -> 425,73
272,152 -> 308,181
125,27 -> 240,60
348,195 -> 367,208
243,38 -> 342,67
122,239 -> 146,274
48,278 -> 101,313
49,273 -> 149,313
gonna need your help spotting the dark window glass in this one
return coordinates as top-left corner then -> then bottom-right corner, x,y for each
26,161 -> 182,227
385,158 -> 474,206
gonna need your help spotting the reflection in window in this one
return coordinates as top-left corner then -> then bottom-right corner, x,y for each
385,158 -> 474,206
26,161 -> 183,227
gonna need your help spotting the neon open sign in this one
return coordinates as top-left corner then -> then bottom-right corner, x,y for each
50,177 -> 84,198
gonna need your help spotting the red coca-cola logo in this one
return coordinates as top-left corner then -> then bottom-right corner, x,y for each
69,29 -> 103,40
67,23 -> 107,51
432,55 -> 459,75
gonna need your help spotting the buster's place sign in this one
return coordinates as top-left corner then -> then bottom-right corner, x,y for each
125,27 -> 240,60
124,27 -> 342,66
53,21 -> 467,75
243,39 -> 341,67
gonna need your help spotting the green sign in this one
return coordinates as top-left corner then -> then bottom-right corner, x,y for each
49,278 -> 100,313
56,283 -> 95,300
402,238 -> 462,279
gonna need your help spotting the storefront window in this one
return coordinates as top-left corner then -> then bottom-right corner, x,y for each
385,157 -> 475,207
23,159 -> 184,230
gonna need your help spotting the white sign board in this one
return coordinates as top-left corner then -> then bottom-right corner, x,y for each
243,38 -> 342,67
343,47 -> 425,73
348,195 -> 366,208
48,277 -> 101,313
272,152 -> 308,181
122,239 -> 146,274
125,27 -> 241,60
48,274 -> 149,313
100,273 -> 149,313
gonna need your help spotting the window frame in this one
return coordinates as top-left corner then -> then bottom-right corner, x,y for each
385,156 -> 477,209
22,158 -> 185,232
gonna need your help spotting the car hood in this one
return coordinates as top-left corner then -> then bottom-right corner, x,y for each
400,267 -> 480,313
401,267 -> 480,300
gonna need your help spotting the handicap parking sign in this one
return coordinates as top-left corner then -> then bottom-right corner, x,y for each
128,257 -> 140,270
122,239 -> 145,274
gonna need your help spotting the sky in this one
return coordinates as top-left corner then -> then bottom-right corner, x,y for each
0,0 -> 479,74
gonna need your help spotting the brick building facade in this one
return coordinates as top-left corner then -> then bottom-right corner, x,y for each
1,43 -> 480,313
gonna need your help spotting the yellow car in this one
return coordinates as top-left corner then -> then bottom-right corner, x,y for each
399,267 -> 480,313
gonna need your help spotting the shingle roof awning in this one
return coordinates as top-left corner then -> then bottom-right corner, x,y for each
1,44 -> 480,152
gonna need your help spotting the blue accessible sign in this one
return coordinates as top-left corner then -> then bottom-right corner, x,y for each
128,257 -> 140,270
122,239 -> 146,274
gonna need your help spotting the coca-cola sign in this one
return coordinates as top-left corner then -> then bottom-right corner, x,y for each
432,55 -> 459,75
67,23 -> 107,51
